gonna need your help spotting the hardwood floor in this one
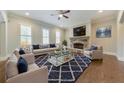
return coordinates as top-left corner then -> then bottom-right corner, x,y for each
0,59 -> 6,83
1,54 -> 124,83
76,54 -> 124,83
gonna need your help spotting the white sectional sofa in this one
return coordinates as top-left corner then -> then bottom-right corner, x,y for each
32,44 -> 59,55
33,47 -> 59,55
84,45 -> 103,60
5,53 -> 48,83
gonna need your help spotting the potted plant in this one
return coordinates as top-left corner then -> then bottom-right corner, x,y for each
62,40 -> 67,46
62,40 -> 67,51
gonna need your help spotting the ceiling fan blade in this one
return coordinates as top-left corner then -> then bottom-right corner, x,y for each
63,15 -> 69,18
63,10 -> 70,14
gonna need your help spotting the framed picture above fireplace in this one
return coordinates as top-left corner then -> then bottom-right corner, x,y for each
73,25 -> 86,36
96,25 -> 112,38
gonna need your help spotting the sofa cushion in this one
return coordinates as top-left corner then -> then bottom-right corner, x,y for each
19,48 -> 25,55
39,44 -> 42,49
32,45 -> 40,49
41,44 -> 49,48
84,50 -> 92,56
24,48 -> 32,54
6,60 -> 18,79
47,47 -> 58,51
28,64 -> 39,71
21,53 -> 35,65
17,57 -> 28,74
50,44 -> 56,48
9,54 -> 18,61
33,47 -> 58,54
33,48 -> 50,54
13,49 -> 20,59
97,46 -> 103,50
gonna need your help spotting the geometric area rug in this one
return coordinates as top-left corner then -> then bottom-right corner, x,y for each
35,54 -> 91,83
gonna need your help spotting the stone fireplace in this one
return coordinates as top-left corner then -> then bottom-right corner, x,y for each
70,36 -> 89,49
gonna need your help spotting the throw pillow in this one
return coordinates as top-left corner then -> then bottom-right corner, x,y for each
17,57 -> 28,74
32,44 -> 40,49
50,44 -> 56,48
39,44 -> 42,49
42,44 -> 49,48
19,48 -> 25,55
89,45 -> 97,51
21,53 -> 35,65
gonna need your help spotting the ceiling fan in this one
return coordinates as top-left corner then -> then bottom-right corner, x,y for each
51,10 -> 70,20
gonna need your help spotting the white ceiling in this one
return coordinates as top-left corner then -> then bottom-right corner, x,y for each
9,10 -> 118,28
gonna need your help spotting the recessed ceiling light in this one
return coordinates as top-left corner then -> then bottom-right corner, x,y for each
98,10 -> 103,13
25,12 -> 30,16
59,14 -> 63,18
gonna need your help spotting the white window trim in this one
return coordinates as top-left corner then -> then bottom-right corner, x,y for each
42,28 -> 49,44
56,31 -> 61,44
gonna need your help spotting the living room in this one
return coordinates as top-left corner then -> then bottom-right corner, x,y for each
0,10 -> 124,83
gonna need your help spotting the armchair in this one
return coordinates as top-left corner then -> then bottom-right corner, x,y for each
84,46 -> 103,60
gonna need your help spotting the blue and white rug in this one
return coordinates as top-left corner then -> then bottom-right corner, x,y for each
35,54 -> 91,83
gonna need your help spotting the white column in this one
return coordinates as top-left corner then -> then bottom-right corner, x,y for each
1,11 -> 8,57
117,10 -> 124,61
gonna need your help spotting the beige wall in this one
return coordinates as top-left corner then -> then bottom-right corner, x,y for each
7,13 -> 65,55
91,17 -> 117,55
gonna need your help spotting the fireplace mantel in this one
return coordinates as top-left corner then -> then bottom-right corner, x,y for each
70,36 -> 89,41
70,36 -> 89,49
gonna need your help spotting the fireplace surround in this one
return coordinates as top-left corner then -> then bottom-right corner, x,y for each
70,36 -> 89,49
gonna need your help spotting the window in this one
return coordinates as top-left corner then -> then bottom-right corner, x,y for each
20,25 -> 31,48
43,29 -> 49,44
56,31 -> 60,44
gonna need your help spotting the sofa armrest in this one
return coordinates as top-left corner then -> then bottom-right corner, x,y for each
67,47 -> 76,53
21,53 -> 35,65
91,50 -> 103,59
6,66 -> 48,83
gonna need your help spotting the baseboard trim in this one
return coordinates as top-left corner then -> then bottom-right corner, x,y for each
116,56 -> 124,61
103,52 -> 116,56
118,57 -> 124,61
103,52 -> 124,61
